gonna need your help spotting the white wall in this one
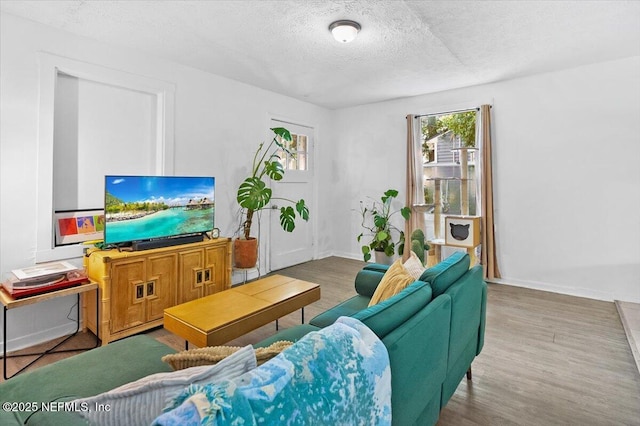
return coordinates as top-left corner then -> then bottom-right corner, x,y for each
330,55 -> 640,303
0,13 -> 333,351
2,11 -> 638,353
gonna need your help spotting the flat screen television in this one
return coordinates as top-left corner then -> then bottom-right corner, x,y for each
104,175 -> 215,247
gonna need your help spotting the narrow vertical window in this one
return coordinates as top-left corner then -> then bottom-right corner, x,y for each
419,110 -> 478,241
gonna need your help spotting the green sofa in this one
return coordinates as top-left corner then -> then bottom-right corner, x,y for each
257,251 -> 487,425
0,252 -> 486,426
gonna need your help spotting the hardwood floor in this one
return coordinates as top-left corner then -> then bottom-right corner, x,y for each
3,256 -> 639,425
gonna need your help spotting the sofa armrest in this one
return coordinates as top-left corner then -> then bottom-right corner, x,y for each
477,280 -> 487,355
354,269 -> 386,298
362,263 -> 391,274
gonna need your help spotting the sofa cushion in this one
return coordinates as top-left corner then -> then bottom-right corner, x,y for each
309,294 -> 370,328
73,345 -> 256,426
0,335 -> 175,426
403,251 -> 427,279
162,341 -> 293,370
368,259 -> 416,306
353,280 -> 432,339
419,251 -> 470,297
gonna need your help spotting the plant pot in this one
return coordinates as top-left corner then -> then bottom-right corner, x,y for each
234,237 -> 258,268
374,250 -> 394,265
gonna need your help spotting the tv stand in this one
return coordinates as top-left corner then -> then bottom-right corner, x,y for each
85,238 -> 232,345
131,234 -> 204,251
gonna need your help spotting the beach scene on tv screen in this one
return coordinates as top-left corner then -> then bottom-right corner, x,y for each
105,176 -> 215,244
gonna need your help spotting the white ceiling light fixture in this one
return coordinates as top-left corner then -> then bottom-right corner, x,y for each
329,20 -> 361,43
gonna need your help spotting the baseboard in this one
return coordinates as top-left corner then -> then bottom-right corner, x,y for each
615,301 -> 640,374
0,322 -> 79,353
487,277 -> 613,302
318,251 -> 362,260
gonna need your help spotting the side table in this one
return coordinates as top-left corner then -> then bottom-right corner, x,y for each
0,282 -> 99,380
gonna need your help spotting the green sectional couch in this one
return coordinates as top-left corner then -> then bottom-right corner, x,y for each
257,251 -> 487,425
0,252 -> 486,425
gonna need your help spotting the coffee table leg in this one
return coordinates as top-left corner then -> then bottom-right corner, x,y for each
301,307 -> 305,324
275,319 -> 279,331
185,341 -> 189,350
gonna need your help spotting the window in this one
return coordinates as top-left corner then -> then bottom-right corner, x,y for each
418,110 -> 479,241
277,132 -> 308,171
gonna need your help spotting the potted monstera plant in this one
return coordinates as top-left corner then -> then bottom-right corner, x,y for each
357,189 -> 411,264
234,127 -> 309,268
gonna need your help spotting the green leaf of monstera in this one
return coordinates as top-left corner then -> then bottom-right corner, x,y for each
373,215 -> 387,229
362,246 -> 371,262
264,160 -> 284,181
237,177 -> 272,210
280,206 -> 296,232
384,189 -> 398,199
296,200 -> 309,221
400,207 -> 411,220
271,127 -> 292,142
376,230 -> 389,242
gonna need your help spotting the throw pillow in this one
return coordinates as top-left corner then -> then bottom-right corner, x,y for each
72,345 -> 257,426
162,341 -> 293,370
368,259 -> 416,307
162,345 -> 242,371
403,251 -> 426,280
255,340 -> 293,365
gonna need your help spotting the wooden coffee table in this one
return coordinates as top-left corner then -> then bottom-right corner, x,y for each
163,275 -> 320,348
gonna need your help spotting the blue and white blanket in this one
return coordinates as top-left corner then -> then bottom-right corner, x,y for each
153,316 -> 391,425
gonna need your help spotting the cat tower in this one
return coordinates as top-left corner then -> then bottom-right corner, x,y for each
422,146 -> 481,266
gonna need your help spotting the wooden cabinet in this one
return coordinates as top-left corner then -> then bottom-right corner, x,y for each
85,238 -> 231,345
178,243 -> 228,303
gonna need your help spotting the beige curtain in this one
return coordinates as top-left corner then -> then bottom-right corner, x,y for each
478,105 -> 501,279
404,114 -> 425,261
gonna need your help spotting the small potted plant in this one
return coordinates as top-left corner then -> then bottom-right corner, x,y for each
357,189 -> 411,264
234,127 -> 309,268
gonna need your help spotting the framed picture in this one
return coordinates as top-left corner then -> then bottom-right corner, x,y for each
54,209 -> 104,246
444,216 -> 481,248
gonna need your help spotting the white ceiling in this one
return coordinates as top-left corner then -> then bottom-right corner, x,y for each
2,0 -> 639,109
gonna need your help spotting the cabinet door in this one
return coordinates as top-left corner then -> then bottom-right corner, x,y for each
110,258 -> 147,333
178,249 -> 205,304
204,245 -> 228,296
146,253 -> 177,321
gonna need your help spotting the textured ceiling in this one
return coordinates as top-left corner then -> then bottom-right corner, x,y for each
2,0 -> 639,109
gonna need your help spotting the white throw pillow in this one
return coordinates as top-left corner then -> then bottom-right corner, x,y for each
73,345 -> 257,426
403,251 -> 426,280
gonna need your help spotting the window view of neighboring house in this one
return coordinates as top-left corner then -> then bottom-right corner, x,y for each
420,110 -> 479,241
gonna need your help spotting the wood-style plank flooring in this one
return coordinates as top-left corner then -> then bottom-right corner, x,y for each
3,256 -> 639,425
